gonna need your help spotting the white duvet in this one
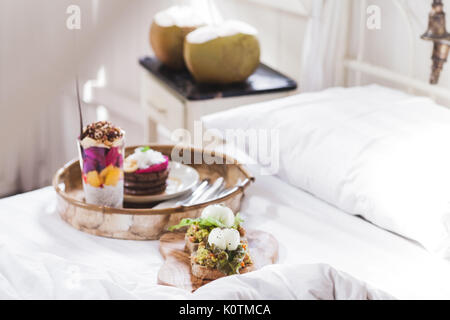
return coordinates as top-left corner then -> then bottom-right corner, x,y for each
0,194 -> 388,300
0,173 -> 448,299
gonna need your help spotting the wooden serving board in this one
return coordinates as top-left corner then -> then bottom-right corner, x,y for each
157,230 -> 278,292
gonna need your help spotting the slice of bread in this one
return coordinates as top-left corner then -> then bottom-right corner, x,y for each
184,233 -> 200,253
190,255 -> 255,280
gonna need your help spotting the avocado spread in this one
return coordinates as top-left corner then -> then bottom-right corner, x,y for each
193,242 -> 253,275
186,224 -> 211,243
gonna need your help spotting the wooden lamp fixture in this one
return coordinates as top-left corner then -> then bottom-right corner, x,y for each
421,0 -> 450,84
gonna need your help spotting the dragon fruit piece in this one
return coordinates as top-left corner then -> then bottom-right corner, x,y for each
82,157 -> 97,174
135,156 -> 169,173
83,147 -> 107,171
105,147 -> 119,167
116,153 -> 123,168
84,147 -> 106,160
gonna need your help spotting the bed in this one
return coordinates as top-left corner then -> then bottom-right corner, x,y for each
0,184 -> 391,300
2,85 -> 450,299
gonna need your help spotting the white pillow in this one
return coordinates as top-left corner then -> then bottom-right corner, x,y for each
202,85 -> 450,256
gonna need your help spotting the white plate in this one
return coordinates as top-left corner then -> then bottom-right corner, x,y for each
123,162 -> 199,204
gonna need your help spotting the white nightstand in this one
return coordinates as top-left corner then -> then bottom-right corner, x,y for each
139,57 -> 297,142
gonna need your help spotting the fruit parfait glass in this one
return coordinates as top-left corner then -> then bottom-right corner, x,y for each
78,121 -> 125,208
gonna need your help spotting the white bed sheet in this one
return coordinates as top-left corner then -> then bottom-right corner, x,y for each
0,173 -> 449,299
242,169 -> 450,299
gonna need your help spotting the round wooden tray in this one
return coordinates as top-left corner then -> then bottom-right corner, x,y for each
53,145 -> 254,240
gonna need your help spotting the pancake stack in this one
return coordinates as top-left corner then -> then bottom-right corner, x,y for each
123,147 -> 169,196
124,169 -> 169,195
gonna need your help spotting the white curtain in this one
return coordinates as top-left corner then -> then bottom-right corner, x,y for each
300,0 -> 349,92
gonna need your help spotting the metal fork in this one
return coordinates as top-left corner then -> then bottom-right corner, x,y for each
182,177 -> 225,206
153,179 -> 210,209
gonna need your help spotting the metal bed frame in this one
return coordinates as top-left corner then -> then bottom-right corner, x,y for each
343,0 -> 450,102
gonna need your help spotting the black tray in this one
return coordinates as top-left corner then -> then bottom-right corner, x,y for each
139,56 -> 297,101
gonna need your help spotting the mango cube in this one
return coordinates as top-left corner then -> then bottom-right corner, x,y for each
86,170 -> 102,188
104,167 -> 123,186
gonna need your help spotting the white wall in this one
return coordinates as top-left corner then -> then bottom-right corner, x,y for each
0,0 -> 140,195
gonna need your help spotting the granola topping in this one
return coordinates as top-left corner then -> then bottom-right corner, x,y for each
80,121 -> 124,148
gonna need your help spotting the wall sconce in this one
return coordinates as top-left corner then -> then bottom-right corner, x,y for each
421,0 -> 450,84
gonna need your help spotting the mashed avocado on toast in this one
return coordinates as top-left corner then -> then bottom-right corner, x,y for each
186,224 -> 210,243
193,241 -> 252,275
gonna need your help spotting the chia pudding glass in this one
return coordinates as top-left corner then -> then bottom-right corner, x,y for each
77,121 -> 125,208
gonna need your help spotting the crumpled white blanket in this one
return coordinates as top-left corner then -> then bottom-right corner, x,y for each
192,263 -> 391,300
0,244 -> 390,299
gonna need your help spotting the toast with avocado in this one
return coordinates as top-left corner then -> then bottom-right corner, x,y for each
190,228 -> 253,280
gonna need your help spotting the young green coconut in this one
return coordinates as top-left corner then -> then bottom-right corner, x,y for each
183,20 -> 260,84
150,6 -> 204,70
